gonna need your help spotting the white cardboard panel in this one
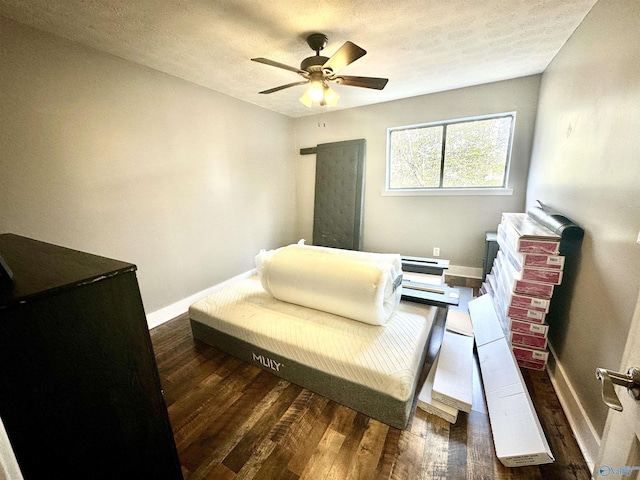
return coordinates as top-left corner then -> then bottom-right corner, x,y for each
469,294 -> 554,467
476,339 -> 523,396
468,294 -> 505,347
417,353 -> 458,424
445,308 -> 474,337
485,390 -> 554,467
432,330 -> 474,413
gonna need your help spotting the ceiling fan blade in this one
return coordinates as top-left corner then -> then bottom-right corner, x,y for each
259,81 -> 309,94
322,41 -> 366,73
251,57 -> 307,75
333,75 -> 389,90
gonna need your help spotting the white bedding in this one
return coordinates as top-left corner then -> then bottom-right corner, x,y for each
189,276 -> 435,402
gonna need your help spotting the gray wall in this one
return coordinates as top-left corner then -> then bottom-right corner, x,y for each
526,0 -> 640,437
293,76 -> 541,268
0,17 -> 298,314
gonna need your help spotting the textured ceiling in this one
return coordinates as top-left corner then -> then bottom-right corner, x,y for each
0,0 -> 597,118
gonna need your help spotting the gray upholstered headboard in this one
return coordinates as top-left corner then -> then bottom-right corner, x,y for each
312,139 -> 366,250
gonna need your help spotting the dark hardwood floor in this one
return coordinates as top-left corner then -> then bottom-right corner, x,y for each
151,313 -> 591,480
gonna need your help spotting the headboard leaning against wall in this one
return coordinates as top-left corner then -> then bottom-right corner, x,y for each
312,139 -> 366,251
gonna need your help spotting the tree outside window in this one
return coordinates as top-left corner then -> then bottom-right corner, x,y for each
387,113 -> 515,191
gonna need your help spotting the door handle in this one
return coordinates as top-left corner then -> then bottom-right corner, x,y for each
595,367 -> 640,412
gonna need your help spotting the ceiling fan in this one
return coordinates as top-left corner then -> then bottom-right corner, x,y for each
251,33 -> 389,107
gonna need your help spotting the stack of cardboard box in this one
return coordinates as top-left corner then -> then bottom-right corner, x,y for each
417,308 -> 475,424
482,213 -> 564,371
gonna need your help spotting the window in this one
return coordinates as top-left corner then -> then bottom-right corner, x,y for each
386,113 -> 515,194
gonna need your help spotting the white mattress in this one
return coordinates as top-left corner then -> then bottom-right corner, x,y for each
189,276 -> 435,402
256,244 -> 402,325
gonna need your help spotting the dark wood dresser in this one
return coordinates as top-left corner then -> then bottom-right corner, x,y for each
0,234 -> 183,479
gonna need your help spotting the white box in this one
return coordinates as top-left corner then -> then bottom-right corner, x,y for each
432,330 -> 474,413
476,333 -> 522,396
417,353 -> 459,424
445,308 -> 474,337
468,294 -> 505,347
469,295 -> 554,467
485,388 -> 554,466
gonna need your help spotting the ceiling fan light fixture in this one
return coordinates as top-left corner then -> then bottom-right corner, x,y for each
308,80 -> 325,102
299,83 -> 340,108
323,85 -> 339,107
298,89 -> 313,107
258,33 -> 386,108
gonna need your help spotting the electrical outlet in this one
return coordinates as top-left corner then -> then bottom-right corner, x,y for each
433,247 -> 440,257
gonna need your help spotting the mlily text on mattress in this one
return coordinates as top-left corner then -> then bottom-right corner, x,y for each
189,244 -> 437,429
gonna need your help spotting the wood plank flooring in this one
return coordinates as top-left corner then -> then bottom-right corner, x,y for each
151,314 -> 592,480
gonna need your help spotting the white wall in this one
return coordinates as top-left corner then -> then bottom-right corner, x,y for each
293,76 -> 541,268
526,0 -> 640,450
0,17 -> 298,315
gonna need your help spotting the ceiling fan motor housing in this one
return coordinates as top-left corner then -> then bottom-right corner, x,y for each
306,33 -> 328,53
301,55 -> 330,72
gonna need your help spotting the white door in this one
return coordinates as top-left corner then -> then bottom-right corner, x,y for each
594,292 -> 640,479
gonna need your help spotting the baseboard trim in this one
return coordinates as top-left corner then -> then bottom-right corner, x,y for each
547,344 -> 600,472
146,269 -> 256,329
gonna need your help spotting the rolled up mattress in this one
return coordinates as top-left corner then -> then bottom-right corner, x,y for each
255,244 -> 403,325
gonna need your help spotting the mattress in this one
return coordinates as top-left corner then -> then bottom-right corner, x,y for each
189,276 -> 436,428
255,243 -> 402,325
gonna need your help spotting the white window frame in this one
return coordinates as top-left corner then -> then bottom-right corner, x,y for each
383,112 -> 516,196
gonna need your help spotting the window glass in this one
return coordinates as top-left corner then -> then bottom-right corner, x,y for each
387,113 -> 515,191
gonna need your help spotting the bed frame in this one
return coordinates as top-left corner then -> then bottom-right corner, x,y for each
189,279 -> 441,429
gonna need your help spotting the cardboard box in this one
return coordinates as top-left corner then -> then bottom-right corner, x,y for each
498,220 -> 560,255
445,308 -> 474,337
512,345 -> 549,365
500,213 -> 561,255
468,295 -> 554,467
495,251 -> 555,298
491,260 -> 550,313
432,330 -> 474,413
510,331 -> 548,350
501,213 -> 561,240
517,267 -> 563,285
516,359 -> 547,371
484,388 -> 554,465
509,318 -> 549,338
519,253 -> 565,270
506,292 -> 550,313
506,305 -> 546,324
468,294 -> 506,347
417,353 -> 459,424
497,231 -> 565,271
513,279 -> 554,298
